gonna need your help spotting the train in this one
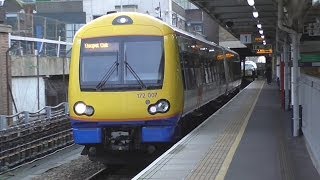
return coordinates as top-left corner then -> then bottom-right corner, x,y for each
68,12 -> 241,163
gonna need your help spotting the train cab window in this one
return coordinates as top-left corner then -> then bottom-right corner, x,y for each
124,38 -> 164,85
79,36 -> 164,91
81,52 -> 119,82
80,40 -> 120,88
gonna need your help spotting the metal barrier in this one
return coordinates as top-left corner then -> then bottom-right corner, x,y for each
299,74 -> 320,172
6,13 -> 77,57
0,102 -> 72,172
300,75 -> 320,92
0,102 -> 69,131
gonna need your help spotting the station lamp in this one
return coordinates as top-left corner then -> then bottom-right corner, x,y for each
253,7 -> 259,18
263,40 -> 266,45
259,29 -> 263,34
0,0 -> 5,6
312,0 -> 320,6
257,23 -> 262,29
261,35 -> 265,39
247,0 -> 255,6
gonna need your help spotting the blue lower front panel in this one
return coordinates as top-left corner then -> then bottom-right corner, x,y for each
73,128 -> 102,144
142,126 -> 175,143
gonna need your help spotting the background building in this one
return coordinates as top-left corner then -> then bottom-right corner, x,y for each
83,0 -> 219,43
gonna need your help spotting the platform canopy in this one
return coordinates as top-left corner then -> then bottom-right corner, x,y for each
189,0 -> 320,48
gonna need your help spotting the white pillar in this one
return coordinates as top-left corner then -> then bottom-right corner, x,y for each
290,33 -> 301,137
284,36 -> 290,110
168,0 -> 172,25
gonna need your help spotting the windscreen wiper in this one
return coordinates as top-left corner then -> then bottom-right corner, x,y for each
125,61 -> 147,89
96,60 -> 119,90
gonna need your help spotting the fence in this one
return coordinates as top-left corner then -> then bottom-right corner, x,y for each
6,13 -> 76,57
0,102 -> 69,131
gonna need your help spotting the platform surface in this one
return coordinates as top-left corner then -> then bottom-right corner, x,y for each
133,80 -> 320,180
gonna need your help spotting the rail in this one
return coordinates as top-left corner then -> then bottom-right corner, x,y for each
0,102 -> 69,131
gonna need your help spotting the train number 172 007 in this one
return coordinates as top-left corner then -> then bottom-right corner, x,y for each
137,92 -> 157,99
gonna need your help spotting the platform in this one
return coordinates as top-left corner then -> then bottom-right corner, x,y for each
133,80 -> 320,180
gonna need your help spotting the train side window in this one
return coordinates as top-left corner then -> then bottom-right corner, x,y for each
199,55 -> 206,84
177,37 -> 187,90
180,53 -> 187,90
205,60 -> 211,84
191,53 -> 200,88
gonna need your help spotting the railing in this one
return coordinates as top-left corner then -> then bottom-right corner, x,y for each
0,102 -> 69,131
9,35 -> 72,57
0,102 -> 73,173
6,12 -> 78,57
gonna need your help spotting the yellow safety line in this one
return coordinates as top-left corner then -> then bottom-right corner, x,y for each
215,81 -> 265,180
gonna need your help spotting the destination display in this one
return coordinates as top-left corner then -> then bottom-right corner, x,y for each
82,39 -> 119,53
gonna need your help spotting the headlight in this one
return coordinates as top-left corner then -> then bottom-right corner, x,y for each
85,106 -> 95,116
148,106 -> 157,114
74,102 -> 86,115
148,99 -> 170,115
157,100 -> 170,113
74,102 -> 95,116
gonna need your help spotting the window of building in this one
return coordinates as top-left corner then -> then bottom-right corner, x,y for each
115,4 -> 138,12
194,24 -> 203,32
177,17 -> 186,30
172,13 -> 177,27
93,15 -> 102,20
66,24 -> 84,50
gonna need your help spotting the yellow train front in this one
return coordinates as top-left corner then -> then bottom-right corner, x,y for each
69,12 -> 242,163
68,12 -> 184,159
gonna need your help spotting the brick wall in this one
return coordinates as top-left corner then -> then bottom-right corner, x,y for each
0,24 -> 12,115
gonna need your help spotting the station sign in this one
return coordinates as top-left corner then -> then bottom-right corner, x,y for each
217,53 -> 235,61
240,34 -> 252,44
255,37 -> 264,43
253,44 -> 272,50
256,49 -> 273,55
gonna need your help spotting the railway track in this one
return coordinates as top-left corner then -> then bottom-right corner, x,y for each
0,116 -> 73,173
86,164 -> 148,180
85,167 -> 108,180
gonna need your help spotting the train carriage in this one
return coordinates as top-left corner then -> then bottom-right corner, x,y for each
68,12 -> 241,163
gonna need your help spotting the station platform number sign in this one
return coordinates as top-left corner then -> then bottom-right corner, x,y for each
240,34 -> 252,44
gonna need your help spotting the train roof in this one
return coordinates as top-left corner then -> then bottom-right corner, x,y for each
75,12 -> 238,55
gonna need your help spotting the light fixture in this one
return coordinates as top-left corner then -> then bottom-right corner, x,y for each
257,24 -> 262,29
113,15 -> 133,25
148,99 -> 170,115
247,0 -> 255,6
119,17 -> 128,24
259,29 -> 263,34
74,102 -> 86,115
263,41 -> 266,45
261,35 -> 265,39
0,0 -> 5,7
74,102 -> 95,116
253,8 -> 259,18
